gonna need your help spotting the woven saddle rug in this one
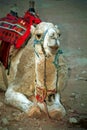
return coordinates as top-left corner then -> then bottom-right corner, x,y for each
0,11 -> 41,70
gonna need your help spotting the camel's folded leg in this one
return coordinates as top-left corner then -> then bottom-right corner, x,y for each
5,83 -> 41,117
47,93 -> 66,120
5,85 -> 34,113
38,93 -> 66,120
5,83 -> 42,117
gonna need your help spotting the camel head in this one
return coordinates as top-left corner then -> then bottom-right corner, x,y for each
31,22 -> 61,56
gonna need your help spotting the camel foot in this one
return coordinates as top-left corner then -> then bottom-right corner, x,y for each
27,105 -> 41,118
48,103 -> 66,120
49,109 -> 66,120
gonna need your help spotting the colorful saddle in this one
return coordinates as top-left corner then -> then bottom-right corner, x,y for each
0,11 -> 41,69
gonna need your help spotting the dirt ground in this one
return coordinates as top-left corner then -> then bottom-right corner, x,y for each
0,0 -> 87,130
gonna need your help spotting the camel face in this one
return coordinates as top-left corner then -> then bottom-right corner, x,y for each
44,27 -> 60,55
33,22 -> 61,56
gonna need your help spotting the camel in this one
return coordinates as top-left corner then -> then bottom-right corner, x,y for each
0,22 -> 68,120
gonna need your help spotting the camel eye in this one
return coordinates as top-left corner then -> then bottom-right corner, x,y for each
57,33 -> 61,37
59,33 -> 61,37
36,34 -> 42,40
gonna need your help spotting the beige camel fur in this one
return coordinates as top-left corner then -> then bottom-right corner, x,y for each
0,22 -> 68,120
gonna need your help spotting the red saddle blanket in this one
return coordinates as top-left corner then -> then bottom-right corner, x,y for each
0,11 -> 41,69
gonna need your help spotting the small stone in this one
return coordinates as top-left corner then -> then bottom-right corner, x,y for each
12,111 -> 21,116
33,118 -> 37,121
3,128 -> 8,130
70,93 -> 76,98
0,127 -> 8,130
78,47 -> 81,50
68,109 -> 74,113
39,127 -> 43,130
82,71 -> 87,74
1,118 -> 9,125
69,117 -> 78,124
0,127 -> 2,130
81,103 -> 85,107
18,128 -> 23,130
72,93 -> 76,96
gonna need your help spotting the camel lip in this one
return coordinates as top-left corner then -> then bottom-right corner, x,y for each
49,47 -> 59,54
49,46 -> 59,49
49,46 -> 59,52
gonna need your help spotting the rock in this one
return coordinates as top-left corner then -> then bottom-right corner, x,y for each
70,93 -> 76,99
0,127 -> 8,130
12,111 -> 21,116
70,92 -> 80,99
78,47 -> 81,50
69,117 -> 78,124
81,103 -> 84,106
1,118 -> 9,125
68,109 -> 74,113
81,71 -> 87,74
0,127 -> 2,130
18,128 -> 23,130
39,127 -> 43,130
33,118 -> 36,121
3,128 -> 8,130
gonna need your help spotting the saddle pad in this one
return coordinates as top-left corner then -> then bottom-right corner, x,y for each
0,11 -> 41,69
0,14 -> 31,49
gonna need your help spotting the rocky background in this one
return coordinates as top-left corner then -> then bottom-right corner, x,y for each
0,0 -> 87,130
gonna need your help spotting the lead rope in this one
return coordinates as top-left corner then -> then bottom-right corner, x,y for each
53,49 -> 63,95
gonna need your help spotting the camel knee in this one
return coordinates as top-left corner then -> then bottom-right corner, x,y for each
5,85 -> 34,112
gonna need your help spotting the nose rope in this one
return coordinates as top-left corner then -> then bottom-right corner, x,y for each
53,49 -> 63,69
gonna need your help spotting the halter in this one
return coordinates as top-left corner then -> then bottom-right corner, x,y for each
34,29 -> 63,103
53,49 -> 63,69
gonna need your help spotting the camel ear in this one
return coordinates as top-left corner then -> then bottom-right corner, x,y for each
30,25 -> 36,34
55,25 -> 59,29
55,25 -> 60,31
55,25 -> 61,35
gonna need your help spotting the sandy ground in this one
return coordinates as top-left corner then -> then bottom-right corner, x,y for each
0,0 -> 87,130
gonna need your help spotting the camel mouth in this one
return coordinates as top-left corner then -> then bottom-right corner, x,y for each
48,46 -> 59,55
49,46 -> 59,52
